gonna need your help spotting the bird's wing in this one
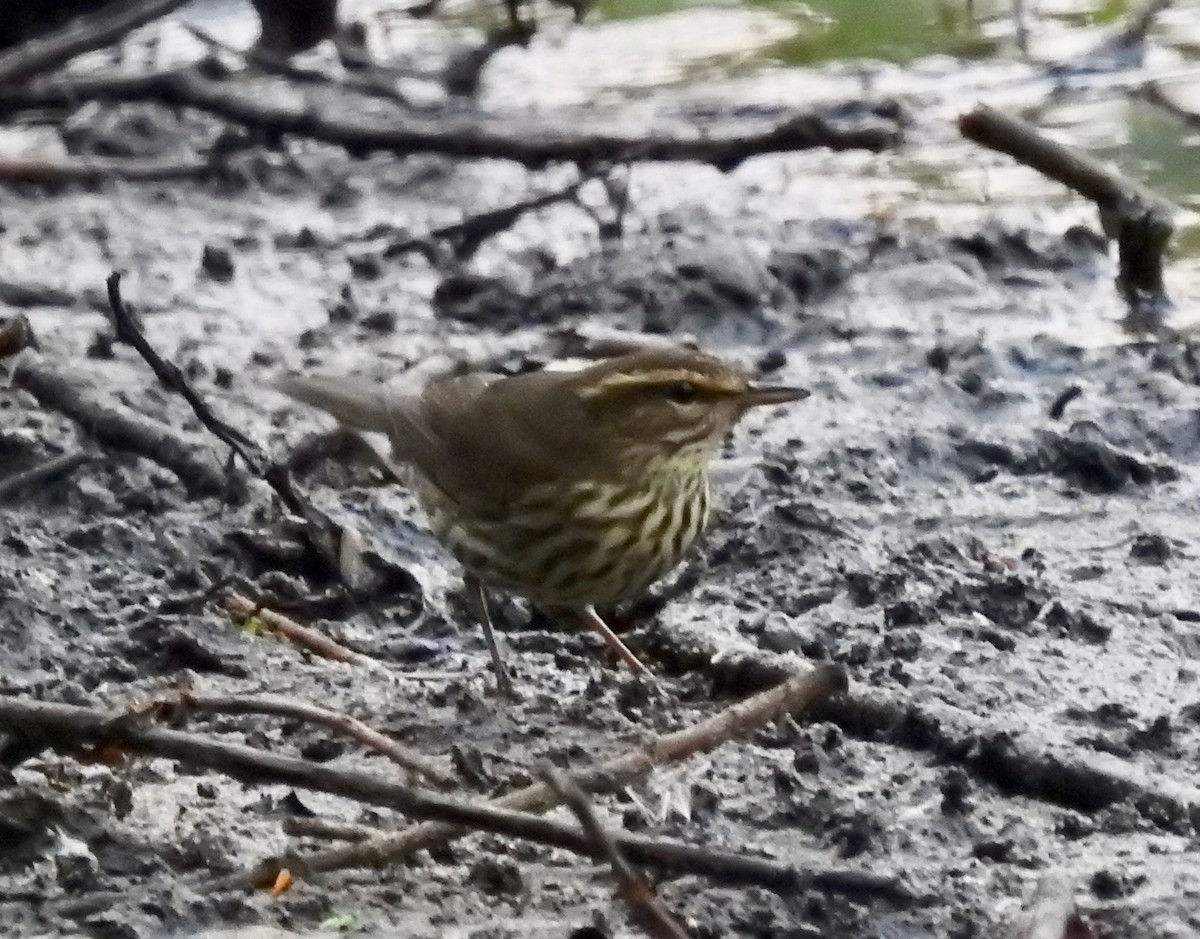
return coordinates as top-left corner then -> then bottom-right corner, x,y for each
276,371 -> 494,472
279,368 -> 595,515
414,368 -> 600,514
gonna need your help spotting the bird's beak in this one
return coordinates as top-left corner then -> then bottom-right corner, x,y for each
739,384 -> 811,409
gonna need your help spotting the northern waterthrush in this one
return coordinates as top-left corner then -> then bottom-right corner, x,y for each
278,345 -> 808,695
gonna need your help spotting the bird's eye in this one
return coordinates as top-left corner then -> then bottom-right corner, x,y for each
664,381 -> 699,403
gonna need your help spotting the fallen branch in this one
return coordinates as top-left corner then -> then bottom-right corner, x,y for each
646,619 -> 1200,833
545,768 -> 689,939
0,154 -> 213,185
0,313 -> 36,358
213,664 -> 865,895
106,274 -> 260,469
0,450 -> 94,501
959,105 -> 1175,320
9,356 -> 226,495
2,66 -> 902,168
0,0 -> 189,86
0,667 -> 909,907
176,689 -> 456,788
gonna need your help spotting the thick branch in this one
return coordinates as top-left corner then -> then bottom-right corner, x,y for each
0,0 -> 189,86
9,356 -> 226,495
959,104 -> 1175,313
2,66 -> 902,168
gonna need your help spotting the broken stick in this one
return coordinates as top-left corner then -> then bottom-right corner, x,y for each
545,767 -> 689,939
959,104 -> 1175,319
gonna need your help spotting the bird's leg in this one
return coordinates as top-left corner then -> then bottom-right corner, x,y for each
577,606 -> 657,683
464,575 -> 518,700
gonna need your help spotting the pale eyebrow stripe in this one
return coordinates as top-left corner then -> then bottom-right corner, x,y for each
578,368 -> 742,398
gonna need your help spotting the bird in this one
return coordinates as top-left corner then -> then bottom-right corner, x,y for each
277,344 -> 808,697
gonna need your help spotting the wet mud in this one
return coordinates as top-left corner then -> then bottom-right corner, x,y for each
3,7 -> 1200,939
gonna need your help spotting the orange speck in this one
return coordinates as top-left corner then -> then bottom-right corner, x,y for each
270,868 -> 293,897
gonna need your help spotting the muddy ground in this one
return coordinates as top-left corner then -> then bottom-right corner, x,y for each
3,5 -> 1200,939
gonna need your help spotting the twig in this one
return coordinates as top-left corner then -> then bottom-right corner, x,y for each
183,23 -> 420,109
1140,79 -> 1200,130
9,356 -> 226,495
0,154 -> 213,185
959,104 -> 1175,319
106,273 -> 261,470
105,273 -> 349,576
383,165 -> 613,263
282,816 -> 377,842
0,451 -> 94,501
0,313 -> 36,358
1,66 -> 902,168
177,689 -> 456,788
214,664 -> 854,890
223,592 -> 389,672
0,0 -> 189,85
545,768 -> 689,939
0,669 -> 909,907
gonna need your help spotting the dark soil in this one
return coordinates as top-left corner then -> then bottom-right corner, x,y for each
3,12 -> 1200,939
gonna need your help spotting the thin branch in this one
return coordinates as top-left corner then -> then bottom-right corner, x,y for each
176,689 -> 456,788
282,816 -> 377,842
106,273 -> 261,469
1108,0 -> 1173,49
0,668 -> 909,908
1140,79 -> 1200,130
0,0 -> 189,85
544,768 -> 689,939
105,273 -> 350,577
0,451 -> 94,501
382,164 -> 614,263
1,66 -> 902,169
213,664 -> 857,892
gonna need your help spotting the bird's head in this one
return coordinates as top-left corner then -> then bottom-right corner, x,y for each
568,347 -> 808,463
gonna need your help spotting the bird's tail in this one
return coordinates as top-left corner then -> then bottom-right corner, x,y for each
275,374 -> 400,435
